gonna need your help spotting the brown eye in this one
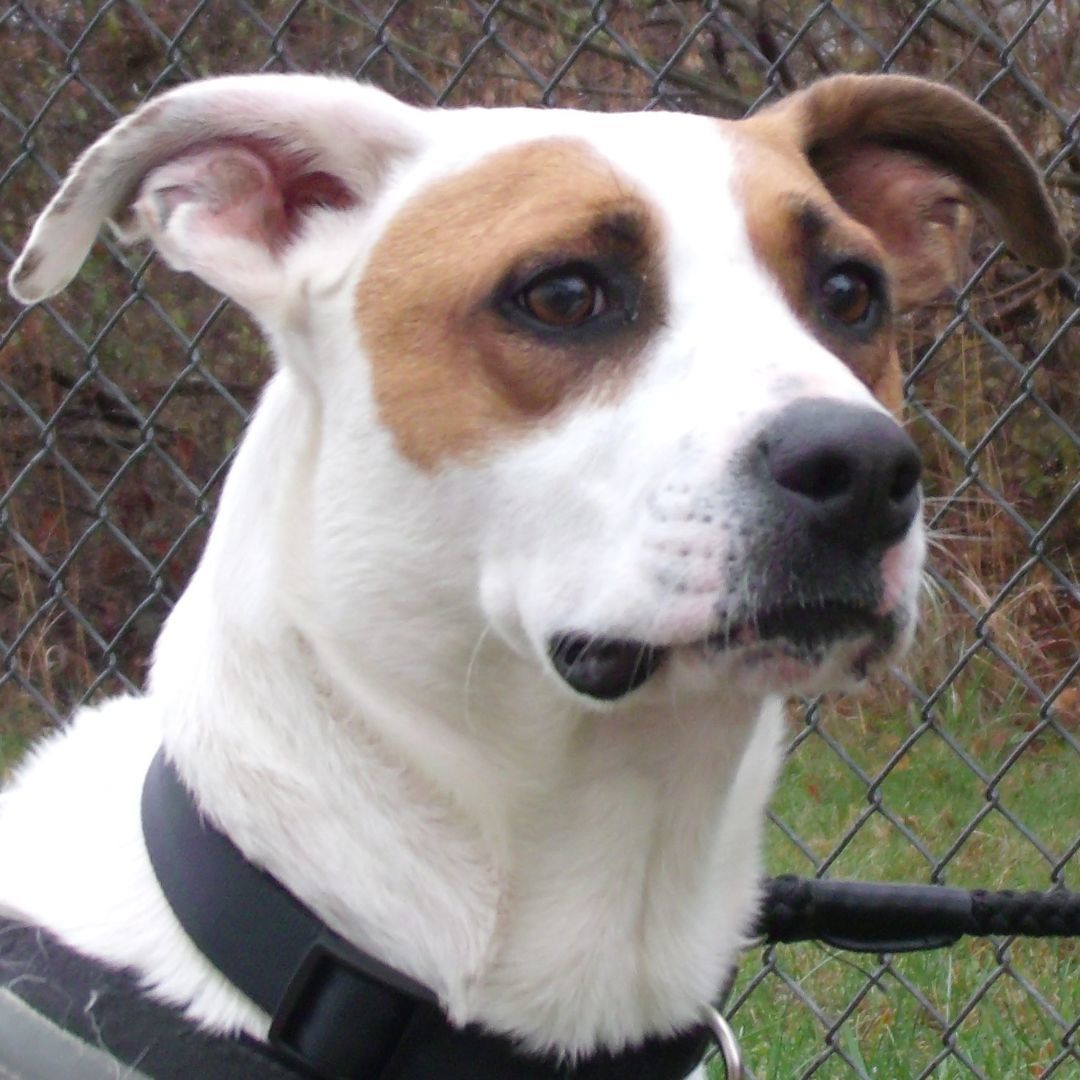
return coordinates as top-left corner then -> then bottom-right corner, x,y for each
519,271 -> 602,328
820,265 -> 877,327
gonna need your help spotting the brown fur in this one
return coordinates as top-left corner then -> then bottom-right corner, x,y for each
357,138 -> 664,470
730,130 -> 904,414
813,146 -> 974,311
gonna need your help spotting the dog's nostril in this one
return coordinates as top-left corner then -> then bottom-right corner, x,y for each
889,456 -> 922,504
774,451 -> 853,502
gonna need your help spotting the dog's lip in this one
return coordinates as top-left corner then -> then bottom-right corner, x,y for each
707,599 -> 886,653
549,601 -> 890,701
548,634 -> 668,701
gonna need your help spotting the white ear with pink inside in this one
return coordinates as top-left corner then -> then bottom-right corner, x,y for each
7,74 -> 430,312
125,143 -> 297,312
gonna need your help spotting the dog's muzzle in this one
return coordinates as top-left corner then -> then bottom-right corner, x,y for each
548,399 -> 921,702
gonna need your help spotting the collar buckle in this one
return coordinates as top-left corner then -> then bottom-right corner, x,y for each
269,935 -> 432,1077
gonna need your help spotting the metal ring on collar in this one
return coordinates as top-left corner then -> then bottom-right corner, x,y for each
702,1005 -> 743,1080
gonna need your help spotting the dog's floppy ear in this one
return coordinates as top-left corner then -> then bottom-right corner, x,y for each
756,74 -> 1068,311
8,74 -> 428,312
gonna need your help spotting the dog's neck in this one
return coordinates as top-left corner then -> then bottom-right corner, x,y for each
146,369 -> 781,1054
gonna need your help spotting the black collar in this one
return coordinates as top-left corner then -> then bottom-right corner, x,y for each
141,747 -> 714,1079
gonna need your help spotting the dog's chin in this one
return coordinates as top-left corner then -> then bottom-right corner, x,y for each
548,602 -> 904,703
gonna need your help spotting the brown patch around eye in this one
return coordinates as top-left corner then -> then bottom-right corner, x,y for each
356,138 -> 665,470
729,129 -> 903,416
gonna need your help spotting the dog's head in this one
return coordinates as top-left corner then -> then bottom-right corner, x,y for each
10,75 -> 1064,709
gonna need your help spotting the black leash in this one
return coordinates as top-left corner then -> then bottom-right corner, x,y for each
756,874 -> 1080,953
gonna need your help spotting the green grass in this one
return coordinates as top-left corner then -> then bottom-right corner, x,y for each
0,699 -> 46,780
718,684 -> 1079,1079
0,728 -> 34,777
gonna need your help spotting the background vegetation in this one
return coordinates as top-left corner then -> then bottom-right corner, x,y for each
0,2 -> 1076,1076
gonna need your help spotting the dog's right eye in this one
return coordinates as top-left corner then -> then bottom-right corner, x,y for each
516,268 -> 605,329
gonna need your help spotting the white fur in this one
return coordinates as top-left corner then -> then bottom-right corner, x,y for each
2,74 -> 927,1069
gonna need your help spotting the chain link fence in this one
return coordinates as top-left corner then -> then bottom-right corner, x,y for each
0,1 -> 1077,1077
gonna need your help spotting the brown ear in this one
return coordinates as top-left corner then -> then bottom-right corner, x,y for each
754,75 -> 1068,311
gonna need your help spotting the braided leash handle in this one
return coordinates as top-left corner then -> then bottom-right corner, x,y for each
970,888 -> 1080,937
757,876 -> 1080,953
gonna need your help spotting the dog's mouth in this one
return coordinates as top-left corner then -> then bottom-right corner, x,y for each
548,601 -> 891,701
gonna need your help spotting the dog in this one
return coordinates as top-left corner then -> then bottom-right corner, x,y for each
0,73 -> 1064,1078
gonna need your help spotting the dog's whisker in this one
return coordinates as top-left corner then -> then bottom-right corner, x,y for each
462,621 -> 494,734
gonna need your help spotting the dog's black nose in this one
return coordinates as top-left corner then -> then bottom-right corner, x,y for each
760,399 -> 921,550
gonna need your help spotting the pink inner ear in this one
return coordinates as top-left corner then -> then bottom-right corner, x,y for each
138,139 -> 358,255
283,169 -> 356,219
246,139 -> 358,246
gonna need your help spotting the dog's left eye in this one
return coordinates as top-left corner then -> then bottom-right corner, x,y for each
817,262 -> 883,331
517,268 -> 605,329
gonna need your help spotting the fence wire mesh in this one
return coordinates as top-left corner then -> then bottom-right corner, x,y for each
0,1 -> 1077,1077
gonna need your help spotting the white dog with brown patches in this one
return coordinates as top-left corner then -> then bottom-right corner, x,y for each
0,74 -> 1064,1077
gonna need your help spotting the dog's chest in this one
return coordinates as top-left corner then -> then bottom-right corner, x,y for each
460,701 -> 778,1052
